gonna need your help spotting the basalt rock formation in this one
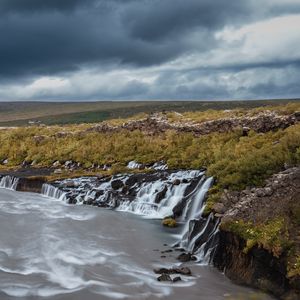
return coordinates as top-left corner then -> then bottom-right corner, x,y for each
213,167 -> 300,300
87,111 -> 300,137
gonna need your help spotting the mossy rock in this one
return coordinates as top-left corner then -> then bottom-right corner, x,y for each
162,218 -> 177,228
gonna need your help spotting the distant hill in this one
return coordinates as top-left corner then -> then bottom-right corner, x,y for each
0,99 -> 299,126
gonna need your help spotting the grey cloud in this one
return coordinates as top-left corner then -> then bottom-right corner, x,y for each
0,0 -> 258,81
0,0 -> 299,100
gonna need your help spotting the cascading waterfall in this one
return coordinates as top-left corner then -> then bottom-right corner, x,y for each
175,176 -> 220,263
116,170 -> 204,218
0,175 -> 19,190
41,183 -> 67,201
5,167 -> 219,264
179,177 -> 214,247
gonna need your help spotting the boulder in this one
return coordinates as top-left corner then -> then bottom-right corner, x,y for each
162,218 -> 177,228
157,274 -> 172,282
173,276 -> 182,282
173,179 -> 181,185
212,202 -> 226,214
155,185 -> 168,203
111,179 -> 124,190
176,252 -> 192,262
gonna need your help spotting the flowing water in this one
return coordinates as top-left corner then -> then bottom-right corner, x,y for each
0,188 -> 273,300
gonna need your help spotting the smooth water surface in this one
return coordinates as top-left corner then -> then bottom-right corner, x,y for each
0,189 -> 273,300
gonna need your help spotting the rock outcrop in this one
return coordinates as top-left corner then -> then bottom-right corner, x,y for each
213,167 -> 300,300
87,111 -> 300,137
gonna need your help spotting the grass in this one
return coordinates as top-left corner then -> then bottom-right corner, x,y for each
220,218 -> 290,258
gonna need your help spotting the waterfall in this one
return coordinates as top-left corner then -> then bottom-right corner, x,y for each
179,177 -> 213,247
41,184 -> 67,201
174,176 -> 220,263
0,176 -> 19,190
0,168 -> 220,264
116,170 -> 204,218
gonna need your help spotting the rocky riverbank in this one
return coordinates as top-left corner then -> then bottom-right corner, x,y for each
212,167 -> 300,300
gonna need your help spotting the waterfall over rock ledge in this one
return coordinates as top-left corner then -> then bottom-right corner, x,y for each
0,175 -> 19,190
0,169 -> 219,263
40,169 -> 219,261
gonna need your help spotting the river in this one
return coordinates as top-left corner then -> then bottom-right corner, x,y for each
0,188 -> 273,300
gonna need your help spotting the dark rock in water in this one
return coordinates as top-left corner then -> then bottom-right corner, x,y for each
157,274 -> 172,282
155,185 -> 168,203
86,199 -> 93,205
161,249 -> 173,253
154,267 -> 192,276
176,267 -> 192,276
111,179 -> 124,190
121,185 -> 129,194
176,252 -> 192,262
68,197 -> 77,204
125,175 -> 138,187
173,276 -> 182,282
94,190 -> 104,198
174,248 -> 185,252
154,268 -> 169,274
173,179 -> 181,185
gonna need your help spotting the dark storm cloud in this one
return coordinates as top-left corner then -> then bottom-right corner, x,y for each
0,0 -> 94,13
0,0 -> 257,80
121,0 -> 252,42
0,0 -> 299,100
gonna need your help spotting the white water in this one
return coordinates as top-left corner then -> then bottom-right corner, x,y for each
0,171 -> 217,262
0,176 -> 19,190
41,184 -> 67,201
38,171 -> 217,262
117,171 -> 204,218
179,177 -> 213,246
127,161 -> 142,169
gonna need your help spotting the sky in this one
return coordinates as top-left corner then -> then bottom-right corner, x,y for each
0,0 -> 300,101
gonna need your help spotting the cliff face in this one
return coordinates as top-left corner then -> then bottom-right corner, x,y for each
16,177 -> 46,193
213,231 -> 291,298
212,167 -> 300,299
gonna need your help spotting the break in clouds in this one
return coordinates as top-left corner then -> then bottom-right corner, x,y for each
0,0 -> 300,101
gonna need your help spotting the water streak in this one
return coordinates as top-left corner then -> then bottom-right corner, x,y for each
0,175 -> 19,190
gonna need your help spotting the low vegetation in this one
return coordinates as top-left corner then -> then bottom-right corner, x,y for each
162,218 -> 177,228
221,218 -> 290,258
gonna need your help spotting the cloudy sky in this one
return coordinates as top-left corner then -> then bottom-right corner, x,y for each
0,0 -> 300,101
